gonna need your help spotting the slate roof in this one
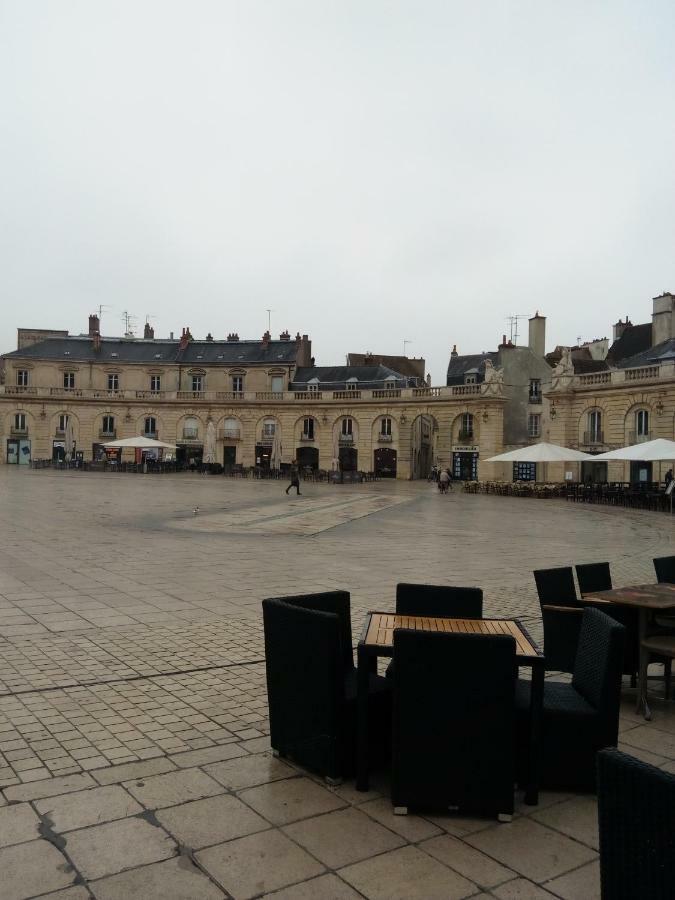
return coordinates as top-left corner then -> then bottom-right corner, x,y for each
614,337 -> 675,369
446,352 -> 498,385
346,353 -> 425,379
292,365 -> 407,389
606,323 -> 652,364
2,336 -> 300,365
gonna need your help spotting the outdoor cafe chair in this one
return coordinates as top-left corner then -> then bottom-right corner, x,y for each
597,748 -> 675,900
386,583 -> 483,678
262,594 -> 390,783
391,629 -> 516,820
653,556 -> 675,629
533,566 -> 582,673
515,608 -> 625,792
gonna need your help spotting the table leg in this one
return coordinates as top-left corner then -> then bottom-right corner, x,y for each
524,661 -> 544,806
636,609 -> 651,721
356,646 -> 370,792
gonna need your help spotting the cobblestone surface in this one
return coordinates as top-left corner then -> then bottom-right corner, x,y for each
0,467 -> 674,898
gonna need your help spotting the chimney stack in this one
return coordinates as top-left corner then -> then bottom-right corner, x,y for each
143,322 -> 155,339
227,332 -> 239,342
92,331 -> 101,352
178,327 -> 190,352
88,314 -> 100,336
279,330 -> 291,341
528,311 -> 546,357
262,330 -> 271,348
451,345 -> 458,359
205,332 -> 213,341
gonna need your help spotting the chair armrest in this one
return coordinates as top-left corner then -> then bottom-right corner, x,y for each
542,605 -> 583,614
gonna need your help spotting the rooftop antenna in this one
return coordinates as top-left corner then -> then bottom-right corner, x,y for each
121,310 -> 136,338
506,314 -> 528,345
97,304 -> 110,326
403,339 -> 412,356
265,309 -> 274,332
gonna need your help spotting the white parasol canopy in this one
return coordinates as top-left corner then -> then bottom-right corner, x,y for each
102,436 -> 177,449
203,421 -> 217,464
64,417 -> 75,456
591,438 -> 675,461
486,442 -> 594,463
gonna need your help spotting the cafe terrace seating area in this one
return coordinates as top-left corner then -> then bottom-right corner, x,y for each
263,559 -> 675,899
464,479 -> 675,510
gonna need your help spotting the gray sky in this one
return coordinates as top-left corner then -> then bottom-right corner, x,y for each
2,1 -> 675,382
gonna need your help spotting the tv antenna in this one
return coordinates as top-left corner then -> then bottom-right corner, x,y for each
506,315 -> 529,345
121,310 -> 137,338
403,339 -> 412,356
96,304 -> 111,326
265,309 -> 274,332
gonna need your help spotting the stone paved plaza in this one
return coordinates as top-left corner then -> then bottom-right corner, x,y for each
0,467 -> 674,899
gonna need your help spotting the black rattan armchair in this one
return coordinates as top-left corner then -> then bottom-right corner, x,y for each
533,566 -> 582,673
516,608 -> 625,791
653,555 -> 675,584
575,562 -> 612,594
392,629 -> 516,820
262,595 -> 390,782
598,748 -> 675,900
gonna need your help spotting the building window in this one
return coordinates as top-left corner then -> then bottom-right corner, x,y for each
102,415 -> 115,435
144,416 -> 156,436
527,413 -> 541,438
223,417 -> 239,439
465,374 -> 476,385
302,417 -> 315,440
346,379 -> 358,391
385,377 -> 397,390
308,379 -> 319,393
17,370 -> 29,387
636,409 -> 649,437
588,410 -> 602,443
263,420 -> 276,437
191,375 -> 203,393
459,413 -> 474,440
150,375 -> 161,392
514,462 -> 536,481
232,375 -> 243,393
14,413 -> 26,431
381,417 -> 392,436
183,417 -> 198,439
63,372 -> 75,389
58,414 -> 69,432
271,375 -> 284,393
341,418 -> 353,435
107,373 -> 119,391
529,379 -> 541,402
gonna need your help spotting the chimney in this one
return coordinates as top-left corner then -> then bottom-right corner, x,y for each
178,328 -> 190,352
279,330 -> 291,341
528,311 -> 546,357
652,293 -> 675,346
364,351 -> 374,365
170,331 -> 174,340
451,345 -> 458,359
143,322 -> 154,339
92,331 -> 101,352
227,332 -> 239,342
262,330 -> 271,348
88,314 -> 100,336
296,334 -> 312,367
205,332 -> 213,341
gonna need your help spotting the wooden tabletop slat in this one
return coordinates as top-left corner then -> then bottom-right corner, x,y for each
583,583 -> 675,610
363,614 -> 538,657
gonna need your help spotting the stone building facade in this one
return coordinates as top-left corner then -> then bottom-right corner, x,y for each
0,316 -> 506,479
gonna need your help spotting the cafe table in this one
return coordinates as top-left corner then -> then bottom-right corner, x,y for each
356,612 -> 545,804
582,583 -> 675,720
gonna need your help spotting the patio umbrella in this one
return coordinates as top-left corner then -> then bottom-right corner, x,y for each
591,438 -> 675,461
203,421 -> 217,464
486,442 -> 594,463
102,436 -> 177,449
270,433 -> 282,470
64,417 -> 75,459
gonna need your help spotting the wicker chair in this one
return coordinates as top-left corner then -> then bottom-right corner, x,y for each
533,566 -> 582,673
262,594 -> 390,782
576,562 -> 639,684
597,748 -> 675,900
653,556 -> 675,630
516,608 -> 625,791
386,584 -> 482,679
392,630 -> 516,820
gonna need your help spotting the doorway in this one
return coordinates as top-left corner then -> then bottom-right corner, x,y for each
374,448 -> 397,478
255,444 -> 271,468
630,460 -> 652,485
452,451 -> 478,481
339,447 -> 358,472
581,461 -> 608,484
6,439 -> 30,465
223,446 -> 236,468
296,446 -> 319,471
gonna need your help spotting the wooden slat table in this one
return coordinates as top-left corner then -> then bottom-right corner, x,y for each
582,584 -> 675,720
356,613 -> 545,804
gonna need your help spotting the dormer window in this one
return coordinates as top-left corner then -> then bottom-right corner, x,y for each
110,352 -> 119,358
346,378 -> 358,391
465,374 -> 477,385
308,378 -> 319,393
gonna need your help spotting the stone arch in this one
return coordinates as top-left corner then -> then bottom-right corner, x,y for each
409,413 -> 439,479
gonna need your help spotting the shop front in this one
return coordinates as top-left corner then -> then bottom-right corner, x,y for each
177,443 -> 203,470
374,447 -> 397,477
92,443 -> 121,463
296,446 -> 319,470
452,444 -> 479,481
6,438 -> 31,465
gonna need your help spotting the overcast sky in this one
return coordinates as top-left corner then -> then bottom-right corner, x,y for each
2,2 -> 675,382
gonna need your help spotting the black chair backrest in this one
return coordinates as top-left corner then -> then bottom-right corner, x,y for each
597,748 -> 675,900
575,562 -> 612,596
572,608 -> 625,737
533,567 -> 579,607
395,583 -> 483,618
270,591 -> 353,671
262,598 -> 344,754
654,555 -> 675,584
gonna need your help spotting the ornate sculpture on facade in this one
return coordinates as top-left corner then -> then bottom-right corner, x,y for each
482,359 -> 504,395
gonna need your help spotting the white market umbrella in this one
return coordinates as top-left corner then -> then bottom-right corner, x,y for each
486,442 -> 594,463
592,438 -> 675,461
203,421 -> 217,464
270,433 -> 282,470
64,418 -> 75,457
102,436 -> 177,449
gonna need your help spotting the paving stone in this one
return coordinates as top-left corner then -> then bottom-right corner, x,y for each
123,768 -> 224,809
197,829 -> 324,899
0,838 -> 76,899
492,881 -> 559,899
531,796 -> 599,850
4,772 -> 96,803
168,742 -> 248,768
36,785 -> 143,832
0,802 -> 41,847
156,793 -> 269,849
284,807 -> 405,868
263,873 -> 363,898
88,855 -> 225,900
339,844 -> 477,899
64,816 -> 176,879
38,888 -> 91,900
239,776 -> 346,825
92,757 -> 177,785
466,818 -> 597,883
358,797 -> 442,842
420,833 -> 516,889
204,752 -> 296,790
544,859 -> 601,899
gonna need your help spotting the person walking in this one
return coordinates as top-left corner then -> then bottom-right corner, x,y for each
285,460 -> 301,496
438,467 -> 450,494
